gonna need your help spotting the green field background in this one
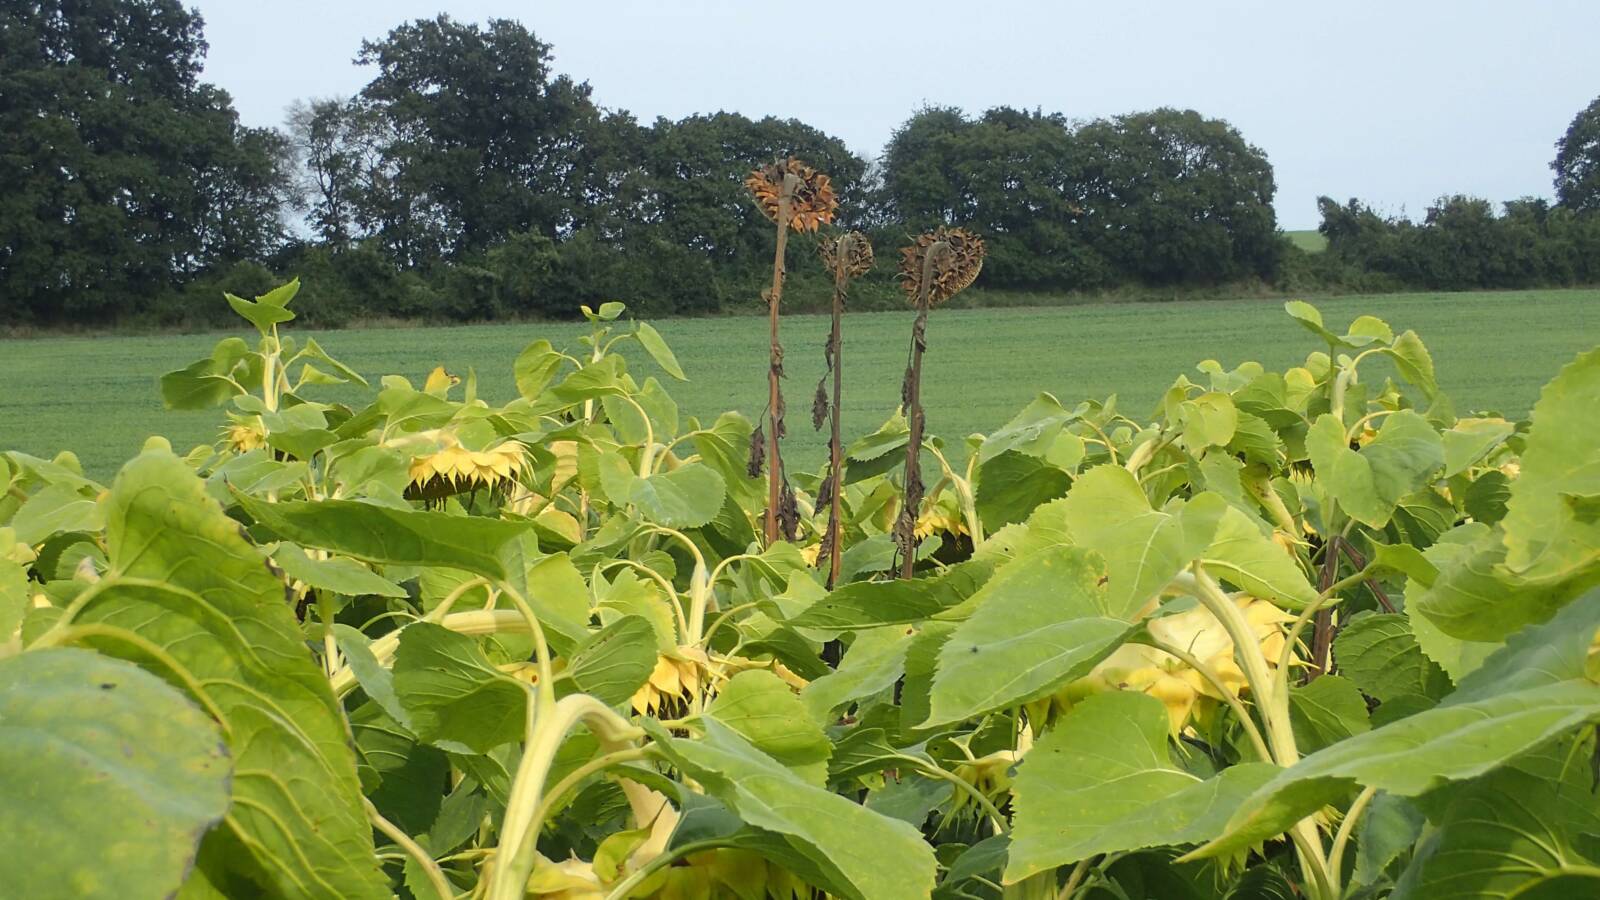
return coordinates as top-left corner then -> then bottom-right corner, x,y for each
3,289 -> 1595,480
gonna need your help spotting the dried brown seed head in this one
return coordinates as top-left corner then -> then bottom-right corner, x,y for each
819,231 -> 875,280
899,227 -> 986,306
746,158 -> 838,233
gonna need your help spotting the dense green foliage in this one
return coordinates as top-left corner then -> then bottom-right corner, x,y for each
0,0 -> 291,321
1304,195 -> 1600,291
7,4 -> 1597,327
1554,96 -> 1600,212
7,281 -> 1600,899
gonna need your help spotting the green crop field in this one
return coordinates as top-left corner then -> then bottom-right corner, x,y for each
1286,229 -> 1328,252
3,288 -> 1596,480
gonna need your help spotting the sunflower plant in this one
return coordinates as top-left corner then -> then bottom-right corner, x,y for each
6,267 -> 1600,900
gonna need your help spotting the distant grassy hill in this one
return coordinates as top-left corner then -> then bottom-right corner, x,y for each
1286,229 -> 1328,252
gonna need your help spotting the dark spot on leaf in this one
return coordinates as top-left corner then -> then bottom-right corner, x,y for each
100,683 -> 115,690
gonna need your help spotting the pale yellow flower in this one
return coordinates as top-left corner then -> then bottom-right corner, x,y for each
220,419 -> 266,454
403,430 -> 527,503
1082,596 -> 1296,735
630,647 -> 713,717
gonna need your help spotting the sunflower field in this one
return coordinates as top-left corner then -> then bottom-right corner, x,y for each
5,162 -> 1600,900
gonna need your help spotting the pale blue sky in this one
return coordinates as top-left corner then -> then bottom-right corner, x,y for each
192,0 -> 1600,230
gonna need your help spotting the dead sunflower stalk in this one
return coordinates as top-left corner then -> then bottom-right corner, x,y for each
894,227 -> 984,578
813,231 -> 873,587
745,158 -> 837,544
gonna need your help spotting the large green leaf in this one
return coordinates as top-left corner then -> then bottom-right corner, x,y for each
1188,593 -> 1600,861
1201,504 -> 1317,609
1440,417 -> 1515,478
0,648 -> 231,900
1006,691 -> 1277,881
1058,466 -> 1222,619
1179,391 -> 1238,453
1382,330 -> 1438,398
706,670 -> 832,786
924,547 -> 1134,727
560,615 -> 656,707
270,543 -> 406,598
976,450 -> 1071,529
0,557 -> 27,640
802,625 -> 916,720
1501,346 -> 1600,585
1392,743 -> 1600,899
392,622 -> 526,754
1287,674 -> 1370,753
788,559 -> 994,630
514,339 -> 565,401
1285,300 -> 1358,349
1332,613 -> 1450,703
1306,411 -> 1444,528
645,718 -> 937,900
978,392 -> 1075,463
160,357 -> 245,410
227,286 -> 297,334
634,322 -> 687,380
236,492 -> 533,581
10,483 -> 103,544
74,450 -> 387,898
597,451 -> 725,528
1410,526 -> 1587,643
690,412 -> 763,513
1352,793 -> 1424,890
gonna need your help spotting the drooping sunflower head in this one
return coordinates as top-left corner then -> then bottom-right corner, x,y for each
818,231 -> 875,280
899,227 -> 986,306
913,494 -> 966,541
745,158 -> 837,233
403,431 -> 528,505
630,647 -> 714,717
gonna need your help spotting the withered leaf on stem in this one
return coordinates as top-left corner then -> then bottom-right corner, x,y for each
747,424 -> 766,478
816,526 -> 836,570
812,378 -> 829,431
777,480 -> 800,542
816,466 -> 835,508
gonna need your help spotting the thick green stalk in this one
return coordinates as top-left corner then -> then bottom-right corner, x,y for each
488,694 -> 645,900
1186,565 -> 1334,899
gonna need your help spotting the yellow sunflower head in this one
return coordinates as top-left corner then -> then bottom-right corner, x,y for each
818,231 -> 875,280
403,432 -> 527,505
899,227 -> 985,307
798,542 -> 822,567
629,848 -> 813,899
630,647 -> 714,717
220,418 -> 266,454
913,495 -> 966,541
746,158 -> 838,233
1073,596 -> 1297,736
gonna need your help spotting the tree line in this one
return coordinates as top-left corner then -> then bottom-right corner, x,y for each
4,2 -> 1599,327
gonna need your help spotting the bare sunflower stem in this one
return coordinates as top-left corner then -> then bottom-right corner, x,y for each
824,237 -> 848,587
763,174 -> 799,545
897,242 -> 950,579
